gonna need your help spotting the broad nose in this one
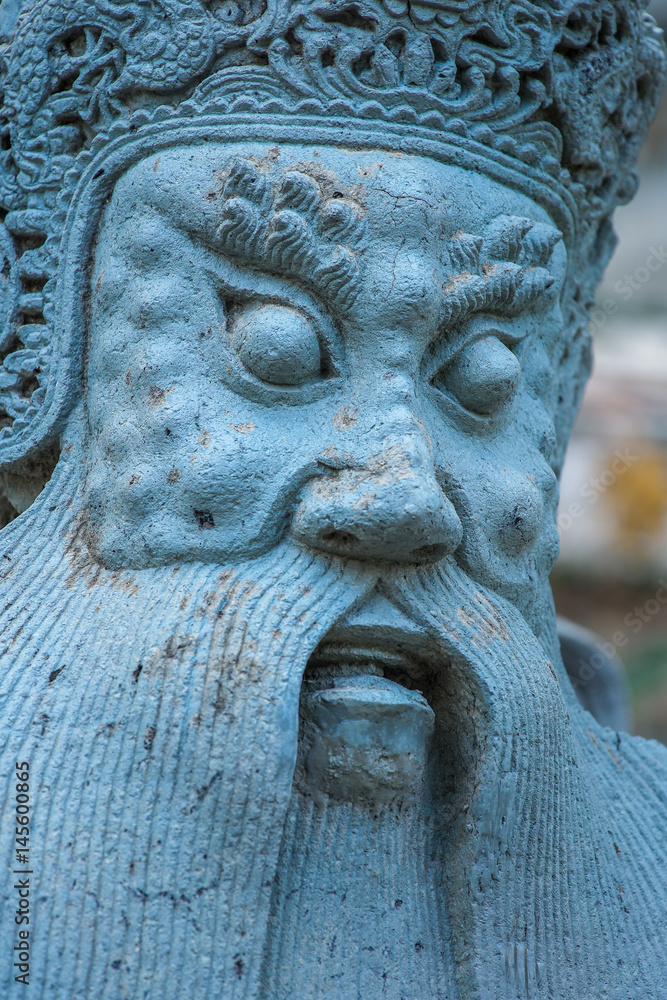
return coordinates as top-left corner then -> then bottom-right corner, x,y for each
292,436 -> 463,564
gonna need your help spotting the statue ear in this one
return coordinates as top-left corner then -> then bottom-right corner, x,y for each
551,324 -> 592,479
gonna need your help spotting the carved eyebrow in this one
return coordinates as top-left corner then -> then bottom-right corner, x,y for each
213,158 -> 367,314
441,216 -> 562,329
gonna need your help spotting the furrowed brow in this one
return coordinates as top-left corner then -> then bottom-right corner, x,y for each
211,157 -> 368,314
441,216 -> 562,329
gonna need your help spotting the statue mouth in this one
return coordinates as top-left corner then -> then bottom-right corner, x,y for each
303,641 -> 432,703
299,632 -> 437,803
303,586 -> 440,702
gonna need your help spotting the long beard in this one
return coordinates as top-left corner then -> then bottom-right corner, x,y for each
0,444 -> 661,1000
388,564 -> 625,998
260,564 -> 632,1000
0,452 -> 378,998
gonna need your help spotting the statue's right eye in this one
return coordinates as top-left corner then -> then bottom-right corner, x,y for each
227,303 -> 323,387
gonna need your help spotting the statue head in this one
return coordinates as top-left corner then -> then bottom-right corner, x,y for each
0,3 -> 663,636
0,4 -> 665,997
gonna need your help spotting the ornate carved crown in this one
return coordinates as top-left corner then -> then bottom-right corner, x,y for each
0,0 -> 664,469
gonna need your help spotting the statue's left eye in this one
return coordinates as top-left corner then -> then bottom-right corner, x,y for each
433,335 -> 520,416
228,303 -> 323,386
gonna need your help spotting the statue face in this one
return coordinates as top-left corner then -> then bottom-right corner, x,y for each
85,142 -> 565,631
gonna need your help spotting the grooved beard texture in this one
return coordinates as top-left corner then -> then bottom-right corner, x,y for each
0,451 -> 375,999
261,798 -> 455,998
1,444 -> 667,998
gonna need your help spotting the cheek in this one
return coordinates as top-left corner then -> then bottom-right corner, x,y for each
492,470 -> 545,556
452,455 -> 556,569
84,406 -> 304,568
521,340 -> 555,403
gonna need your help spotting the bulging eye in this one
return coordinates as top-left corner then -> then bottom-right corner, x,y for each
434,335 -> 521,415
228,303 -> 323,386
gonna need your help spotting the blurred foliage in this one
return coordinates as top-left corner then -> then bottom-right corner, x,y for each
627,640 -> 667,699
608,449 -> 667,561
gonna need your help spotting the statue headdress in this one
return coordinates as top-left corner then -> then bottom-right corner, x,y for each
0,0 -> 663,470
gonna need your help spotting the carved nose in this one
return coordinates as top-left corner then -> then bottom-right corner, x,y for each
292,441 -> 462,563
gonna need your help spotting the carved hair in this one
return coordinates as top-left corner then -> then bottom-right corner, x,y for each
442,217 -> 560,328
216,158 -> 366,313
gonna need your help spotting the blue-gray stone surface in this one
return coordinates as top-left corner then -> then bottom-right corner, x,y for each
0,1 -> 666,997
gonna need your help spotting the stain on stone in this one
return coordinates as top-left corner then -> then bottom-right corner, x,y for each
163,634 -> 195,659
353,491 -> 375,510
99,721 -> 120,736
194,509 -> 215,529
148,385 -> 167,406
332,405 -> 358,430
194,771 -> 222,804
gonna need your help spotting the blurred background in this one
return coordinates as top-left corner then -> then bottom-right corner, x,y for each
554,0 -> 667,743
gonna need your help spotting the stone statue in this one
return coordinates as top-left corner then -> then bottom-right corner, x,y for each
0,1 -> 665,997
